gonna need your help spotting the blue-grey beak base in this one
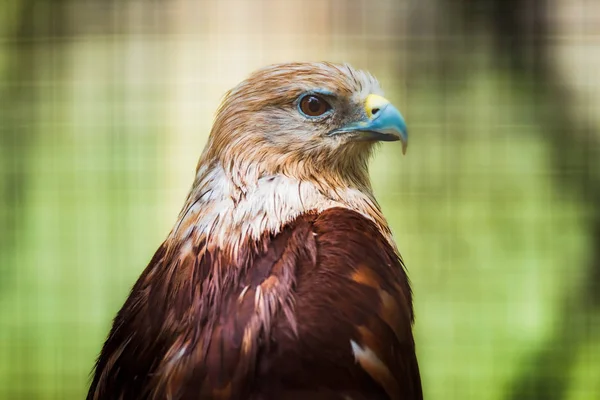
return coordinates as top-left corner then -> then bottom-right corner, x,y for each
329,104 -> 408,154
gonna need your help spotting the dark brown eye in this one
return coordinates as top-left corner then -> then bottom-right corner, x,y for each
299,95 -> 332,117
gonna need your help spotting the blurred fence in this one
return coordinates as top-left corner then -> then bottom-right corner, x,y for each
0,0 -> 598,399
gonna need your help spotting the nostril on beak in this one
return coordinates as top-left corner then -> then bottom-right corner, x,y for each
371,108 -> 380,116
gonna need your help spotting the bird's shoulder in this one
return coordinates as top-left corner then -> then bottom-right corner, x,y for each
254,207 -> 421,399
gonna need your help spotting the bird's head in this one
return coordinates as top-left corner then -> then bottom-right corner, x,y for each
202,62 -> 407,191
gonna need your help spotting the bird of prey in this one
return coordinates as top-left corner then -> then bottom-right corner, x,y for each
88,62 -> 421,400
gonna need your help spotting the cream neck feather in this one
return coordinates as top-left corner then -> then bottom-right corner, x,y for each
168,161 -> 395,257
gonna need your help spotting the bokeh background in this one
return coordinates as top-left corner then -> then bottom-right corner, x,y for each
1,0 -> 599,399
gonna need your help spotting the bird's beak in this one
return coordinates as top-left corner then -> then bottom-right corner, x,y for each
329,94 -> 408,154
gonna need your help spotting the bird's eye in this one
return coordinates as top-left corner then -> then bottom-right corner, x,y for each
299,95 -> 332,117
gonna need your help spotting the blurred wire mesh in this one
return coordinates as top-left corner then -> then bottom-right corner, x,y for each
0,0 -> 599,399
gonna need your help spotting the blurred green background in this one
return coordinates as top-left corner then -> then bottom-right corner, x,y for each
1,0 -> 599,399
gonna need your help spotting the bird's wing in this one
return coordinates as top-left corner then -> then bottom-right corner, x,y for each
87,208 -> 421,400
255,207 -> 423,400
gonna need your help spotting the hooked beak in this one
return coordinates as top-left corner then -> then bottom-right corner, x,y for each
329,94 -> 408,154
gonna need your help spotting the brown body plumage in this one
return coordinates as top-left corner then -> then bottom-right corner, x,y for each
88,62 -> 421,400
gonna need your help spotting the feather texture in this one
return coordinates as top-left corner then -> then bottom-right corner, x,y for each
88,62 -> 421,399
88,208 -> 421,400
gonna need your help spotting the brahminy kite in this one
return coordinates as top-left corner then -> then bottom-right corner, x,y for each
88,62 -> 421,400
